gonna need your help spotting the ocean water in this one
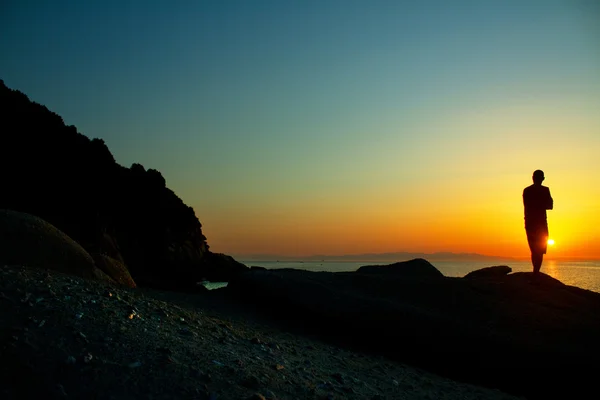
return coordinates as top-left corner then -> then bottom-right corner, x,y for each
239,259 -> 600,294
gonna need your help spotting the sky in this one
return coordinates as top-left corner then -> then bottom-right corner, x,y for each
1,0 -> 599,259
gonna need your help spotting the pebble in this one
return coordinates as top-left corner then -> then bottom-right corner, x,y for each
55,384 -> 68,397
241,374 -> 261,389
331,372 -> 344,384
179,327 -> 193,336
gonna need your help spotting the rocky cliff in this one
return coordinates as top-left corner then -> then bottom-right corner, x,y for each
0,79 -> 247,290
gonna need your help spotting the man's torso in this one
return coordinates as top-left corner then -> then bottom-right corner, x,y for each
523,184 -> 551,230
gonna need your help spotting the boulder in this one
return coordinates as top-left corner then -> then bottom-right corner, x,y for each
356,258 -> 444,279
0,209 -> 113,284
91,253 -> 137,288
200,252 -> 249,281
464,265 -> 512,279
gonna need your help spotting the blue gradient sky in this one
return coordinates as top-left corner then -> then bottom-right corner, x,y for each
2,0 -> 599,258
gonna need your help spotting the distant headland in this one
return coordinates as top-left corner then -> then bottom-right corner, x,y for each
234,251 -> 519,263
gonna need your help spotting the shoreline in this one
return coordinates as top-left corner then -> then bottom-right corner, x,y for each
237,259 -> 600,294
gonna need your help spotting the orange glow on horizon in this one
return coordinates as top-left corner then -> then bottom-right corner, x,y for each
192,108 -> 600,261
197,166 -> 600,260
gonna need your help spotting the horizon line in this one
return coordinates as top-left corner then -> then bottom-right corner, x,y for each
231,251 -> 599,263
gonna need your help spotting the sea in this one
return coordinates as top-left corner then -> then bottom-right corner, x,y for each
203,259 -> 600,294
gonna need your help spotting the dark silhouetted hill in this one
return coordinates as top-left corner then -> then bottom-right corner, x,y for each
0,79 -> 247,290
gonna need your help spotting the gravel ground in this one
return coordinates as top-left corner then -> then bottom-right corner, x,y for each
0,264 -> 523,400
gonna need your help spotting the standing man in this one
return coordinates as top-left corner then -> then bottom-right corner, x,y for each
523,170 -> 553,275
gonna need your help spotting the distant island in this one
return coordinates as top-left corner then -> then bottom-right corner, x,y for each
234,251 -> 520,263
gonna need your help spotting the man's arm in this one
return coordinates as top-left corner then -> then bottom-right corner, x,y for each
546,188 -> 553,210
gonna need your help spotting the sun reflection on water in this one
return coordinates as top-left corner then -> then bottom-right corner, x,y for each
544,259 -> 561,281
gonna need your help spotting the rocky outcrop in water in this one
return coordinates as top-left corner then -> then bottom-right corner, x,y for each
0,80 -> 247,290
356,258 -> 444,279
463,265 -> 512,279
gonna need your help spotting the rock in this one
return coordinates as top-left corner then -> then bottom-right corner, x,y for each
55,384 -> 68,398
356,258 -> 444,279
246,394 -> 266,400
464,265 -> 512,279
331,372 -> 344,384
227,265 -> 600,400
200,252 -> 249,282
241,374 -> 261,389
0,209 -> 114,284
91,253 -> 137,288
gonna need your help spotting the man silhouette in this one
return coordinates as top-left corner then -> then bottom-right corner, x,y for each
523,170 -> 553,275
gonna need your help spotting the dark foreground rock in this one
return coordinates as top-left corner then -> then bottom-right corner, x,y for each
226,265 -> 600,400
0,265 -> 520,400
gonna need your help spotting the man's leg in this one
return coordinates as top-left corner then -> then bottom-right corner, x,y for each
532,252 -> 543,274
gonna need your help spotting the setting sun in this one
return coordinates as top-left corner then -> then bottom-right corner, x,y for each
548,239 -> 555,246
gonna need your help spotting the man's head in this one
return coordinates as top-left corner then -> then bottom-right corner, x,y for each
532,169 -> 545,184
